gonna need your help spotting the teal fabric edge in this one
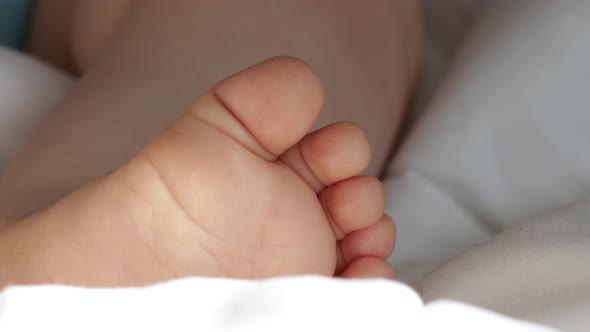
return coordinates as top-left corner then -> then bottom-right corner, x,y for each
0,0 -> 37,50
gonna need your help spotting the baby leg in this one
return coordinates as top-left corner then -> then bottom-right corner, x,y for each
0,0 -> 421,224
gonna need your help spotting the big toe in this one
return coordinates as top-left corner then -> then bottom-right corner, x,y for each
192,56 -> 324,160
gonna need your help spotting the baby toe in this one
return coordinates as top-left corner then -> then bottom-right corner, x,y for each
339,257 -> 395,279
319,176 -> 385,240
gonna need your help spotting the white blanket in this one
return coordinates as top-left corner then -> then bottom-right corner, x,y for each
0,277 -> 553,332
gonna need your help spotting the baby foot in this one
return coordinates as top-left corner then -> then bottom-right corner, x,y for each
1,57 -> 396,287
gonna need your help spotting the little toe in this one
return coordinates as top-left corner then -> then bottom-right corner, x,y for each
319,176 -> 385,239
278,121 -> 371,193
339,257 -> 396,279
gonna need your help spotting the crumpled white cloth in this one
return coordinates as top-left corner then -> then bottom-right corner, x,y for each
387,0 -> 590,283
383,1 -> 590,330
0,277 -> 554,332
421,198 -> 590,331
